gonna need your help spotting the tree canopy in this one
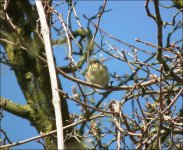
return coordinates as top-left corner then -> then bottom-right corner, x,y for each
0,0 -> 182,149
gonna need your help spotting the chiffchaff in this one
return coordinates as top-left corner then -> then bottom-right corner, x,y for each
85,59 -> 110,86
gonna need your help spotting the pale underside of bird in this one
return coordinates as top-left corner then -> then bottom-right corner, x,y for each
85,59 -> 110,86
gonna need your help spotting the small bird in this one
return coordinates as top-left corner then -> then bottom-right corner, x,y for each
85,59 -> 110,86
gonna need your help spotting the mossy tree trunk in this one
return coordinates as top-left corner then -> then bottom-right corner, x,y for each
0,0 -> 77,149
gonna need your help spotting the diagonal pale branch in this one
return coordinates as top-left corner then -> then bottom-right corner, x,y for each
35,1 -> 64,149
0,112 -> 104,149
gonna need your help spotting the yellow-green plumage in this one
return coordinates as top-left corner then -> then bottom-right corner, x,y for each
85,59 -> 110,86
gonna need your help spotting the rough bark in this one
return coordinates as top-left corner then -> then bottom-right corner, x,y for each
0,0 -> 78,149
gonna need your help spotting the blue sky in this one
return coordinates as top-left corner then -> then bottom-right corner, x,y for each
1,1 -> 182,149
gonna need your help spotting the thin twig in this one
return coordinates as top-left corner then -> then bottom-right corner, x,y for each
57,89 -> 117,115
161,88 -> 183,114
87,0 -> 107,62
0,113 -> 104,149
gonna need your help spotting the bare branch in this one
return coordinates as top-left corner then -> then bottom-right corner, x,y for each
35,1 -> 64,149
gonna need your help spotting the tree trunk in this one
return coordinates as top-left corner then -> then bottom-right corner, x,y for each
0,0 -> 77,148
